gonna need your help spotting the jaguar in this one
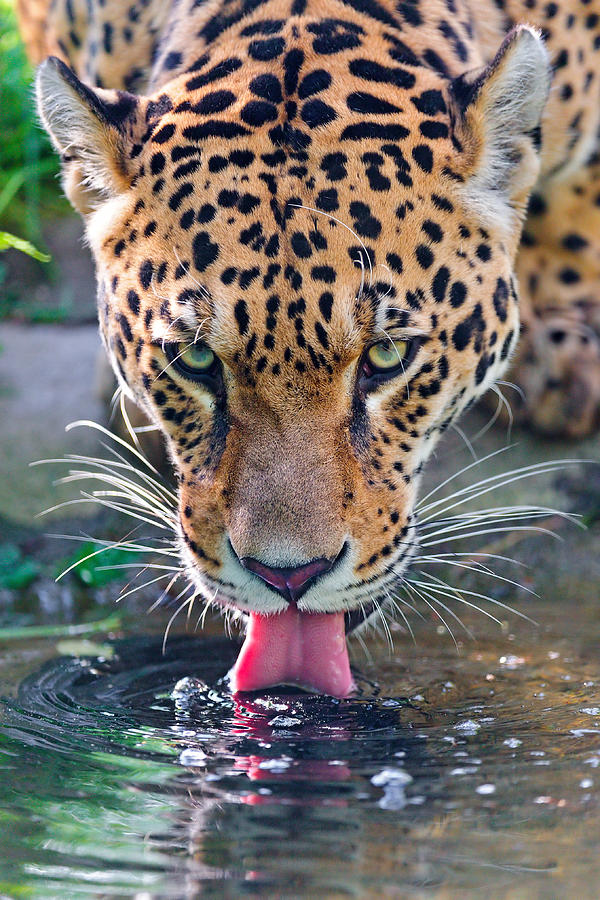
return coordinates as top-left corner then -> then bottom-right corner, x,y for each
16,0 -> 600,695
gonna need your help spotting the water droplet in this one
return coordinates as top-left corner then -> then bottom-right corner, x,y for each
179,748 -> 207,766
257,758 -> 291,772
476,784 -> 496,795
499,655 -> 525,669
371,768 -> 413,787
267,716 -> 301,727
454,719 -> 480,735
372,768 -> 413,811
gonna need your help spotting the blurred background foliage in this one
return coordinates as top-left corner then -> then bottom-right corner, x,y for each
0,0 -> 66,242
0,0 -> 73,321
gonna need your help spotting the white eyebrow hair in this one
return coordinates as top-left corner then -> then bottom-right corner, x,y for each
150,318 -> 211,349
378,306 -> 432,336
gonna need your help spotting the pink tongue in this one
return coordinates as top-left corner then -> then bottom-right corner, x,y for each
230,607 -> 354,698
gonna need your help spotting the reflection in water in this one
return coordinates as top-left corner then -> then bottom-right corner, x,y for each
0,629 -> 599,897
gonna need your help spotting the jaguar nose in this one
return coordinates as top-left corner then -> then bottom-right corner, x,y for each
239,550 -> 343,602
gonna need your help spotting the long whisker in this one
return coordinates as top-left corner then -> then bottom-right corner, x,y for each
406,577 -> 473,641
117,571 -> 181,603
411,570 -> 536,624
404,580 -> 461,649
162,584 -> 197,653
450,421 -> 477,460
34,452 -> 177,506
415,550 -> 527,567
416,444 -> 518,510
419,507 -> 579,541
147,571 -> 183,616
64,420 -> 162,474
53,470 -> 176,519
470,383 -> 512,442
371,594 -> 394,653
415,555 -> 538,597
383,585 -> 416,644
47,530 -> 178,558
421,524 -> 563,549
418,459 -> 588,519
119,391 -> 142,452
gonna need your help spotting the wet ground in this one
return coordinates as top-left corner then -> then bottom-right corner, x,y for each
0,217 -> 599,897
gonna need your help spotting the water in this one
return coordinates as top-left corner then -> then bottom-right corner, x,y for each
1,599 -> 599,898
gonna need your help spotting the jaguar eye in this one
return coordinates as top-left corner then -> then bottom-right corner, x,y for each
165,340 -> 219,382
359,337 -> 420,389
367,339 -> 410,372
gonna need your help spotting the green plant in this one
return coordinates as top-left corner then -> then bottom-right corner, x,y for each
0,231 -> 50,261
0,612 -> 122,641
0,543 -> 40,590
56,542 -> 143,588
0,0 -> 65,242
0,229 -> 52,322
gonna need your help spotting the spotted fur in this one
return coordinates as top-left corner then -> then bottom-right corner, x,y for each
17,0 -> 600,619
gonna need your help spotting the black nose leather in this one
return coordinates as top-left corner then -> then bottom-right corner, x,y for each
239,551 -> 341,602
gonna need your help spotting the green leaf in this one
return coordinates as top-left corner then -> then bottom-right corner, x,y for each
0,542 -> 21,568
0,231 -> 51,261
0,542 -> 40,589
56,541 -> 142,587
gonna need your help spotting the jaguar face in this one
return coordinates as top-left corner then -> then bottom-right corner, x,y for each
36,24 -> 550,694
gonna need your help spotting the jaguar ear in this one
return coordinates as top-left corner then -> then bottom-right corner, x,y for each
36,56 -> 141,215
450,26 -> 551,231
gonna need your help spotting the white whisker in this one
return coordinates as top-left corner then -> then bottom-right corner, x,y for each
418,459 -> 586,520
383,585 -> 416,644
162,584 -> 195,653
411,570 -> 536,624
451,421 -> 477,460
415,554 -> 537,597
404,580 -> 461,649
289,202 -> 373,287
117,571 -> 181,603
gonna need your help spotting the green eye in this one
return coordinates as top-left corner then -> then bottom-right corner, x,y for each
177,342 -> 215,372
360,337 -> 421,390
165,340 -> 218,381
366,339 -> 410,372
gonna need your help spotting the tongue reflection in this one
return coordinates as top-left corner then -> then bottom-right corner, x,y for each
229,606 -> 355,698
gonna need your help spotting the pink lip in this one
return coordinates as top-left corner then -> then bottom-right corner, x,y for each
239,555 -> 337,602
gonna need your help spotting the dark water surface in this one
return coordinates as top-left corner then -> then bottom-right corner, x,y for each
1,600 -> 599,899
